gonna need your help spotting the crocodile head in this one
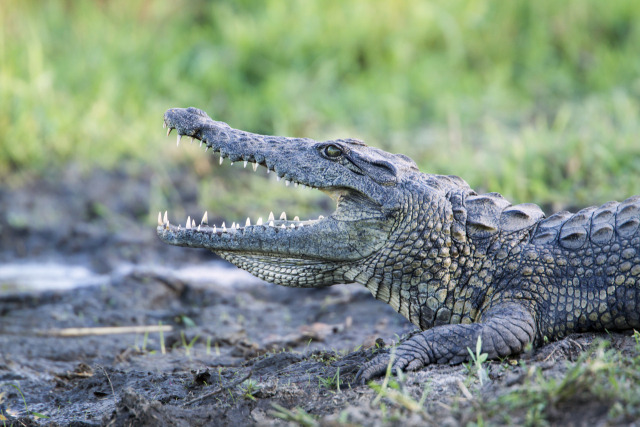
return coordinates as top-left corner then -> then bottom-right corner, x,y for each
158,107 -> 423,288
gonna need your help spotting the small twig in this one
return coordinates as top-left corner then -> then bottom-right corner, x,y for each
457,379 -> 473,400
97,365 -> 117,408
183,371 -> 252,406
40,325 -> 173,337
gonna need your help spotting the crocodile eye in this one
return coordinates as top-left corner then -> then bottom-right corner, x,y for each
323,145 -> 342,158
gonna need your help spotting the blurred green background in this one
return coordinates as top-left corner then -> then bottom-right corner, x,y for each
2,0 -> 640,222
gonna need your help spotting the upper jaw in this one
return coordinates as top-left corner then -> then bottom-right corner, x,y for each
163,107 -> 318,189
162,107 -> 397,207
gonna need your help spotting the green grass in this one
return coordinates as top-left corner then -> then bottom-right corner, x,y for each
472,335 -> 640,425
2,0 -> 640,212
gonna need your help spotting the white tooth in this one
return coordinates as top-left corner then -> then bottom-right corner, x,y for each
268,212 -> 274,221
281,224 -> 286,229
163,122 -> 167,129
178,224 -> 181,230
219,156 -> 224,165
235,223 -> 240,230
280,212 -> 287,220
186,216 -> 191,229
257,217 -> 263,225
167,128 -> 172,136
285,180 -> 290,186
276,176 -> 281,181
245,217 -> 251,227
222,222 -> 226,231
197,224 -> 201,231
177,134 -> 182,146
252,163 -> 258,172
157,212 -> 162,226
243,161 -> 248,168
269,221 -> 274,227
294,216 -> 300,221
231,222 -> 236,229
319,215 -> 325,219
191,137 -> 195,144
201,211 -> 208,225
294,182 -> 299,187
266,168 -> 270,174
290,224 -> 295,229
205,147 -> 209,153
163,211 -> 168,224
230,162 -> 234,166
192,219 -> 196,228
213,225 -> 217,233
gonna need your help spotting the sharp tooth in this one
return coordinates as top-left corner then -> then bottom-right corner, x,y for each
252,163 -> 258,172
213,225 -> 217,233
285,180 -> 290,186
192,219 -> 196,228
257,217 -> 263,225
269,221 -> 274,227
294,216 -> 300,221
230,162 -> 234,166
266,168 -> 270,174
276,176 -> 281,181
205,147 -> 209,153
243,160 -> 248,168
163,211 -> 168,224
167,128 -> 173,136
186,216 -> 191,229
235,223 -> 240,230
201,211 -> 208,225
290,224 -> 295,229
163,122 -> 167,129
177,134 -> 182,146
268,212 -> 274,221
294,182 -> 299,187
191,137 -> 195,144
319,215 -> 325,219
245,217 -> 251,227
231,222 -> 236,229
280,212 -> 287,220
219,156 -> 224,165
157,212 -> 162,226
222,222 -> 226,231
281,224 -> 286,229
197,224 -> 201,231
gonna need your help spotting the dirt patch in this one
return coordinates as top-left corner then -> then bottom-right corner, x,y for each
1,169 -> 639,426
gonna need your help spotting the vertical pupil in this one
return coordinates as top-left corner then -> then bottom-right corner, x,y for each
326,146 -> 341,157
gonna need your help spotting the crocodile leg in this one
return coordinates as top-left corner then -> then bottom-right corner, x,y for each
356,302 -> 536,383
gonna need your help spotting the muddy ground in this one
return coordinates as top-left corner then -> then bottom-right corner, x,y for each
1,167 -> 639,426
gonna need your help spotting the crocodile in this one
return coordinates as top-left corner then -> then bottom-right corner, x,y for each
158,107 -> 640,382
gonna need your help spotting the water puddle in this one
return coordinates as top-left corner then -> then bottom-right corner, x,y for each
0,261 -> 262,293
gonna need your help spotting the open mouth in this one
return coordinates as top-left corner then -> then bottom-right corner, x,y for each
155,107 -> 393,267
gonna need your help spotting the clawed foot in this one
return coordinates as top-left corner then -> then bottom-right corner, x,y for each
355,340 -> 432,384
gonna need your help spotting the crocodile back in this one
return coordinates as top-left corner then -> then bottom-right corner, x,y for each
532,196 -> 640,248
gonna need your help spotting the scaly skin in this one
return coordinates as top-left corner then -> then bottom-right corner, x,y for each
158,107 -> 640,383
